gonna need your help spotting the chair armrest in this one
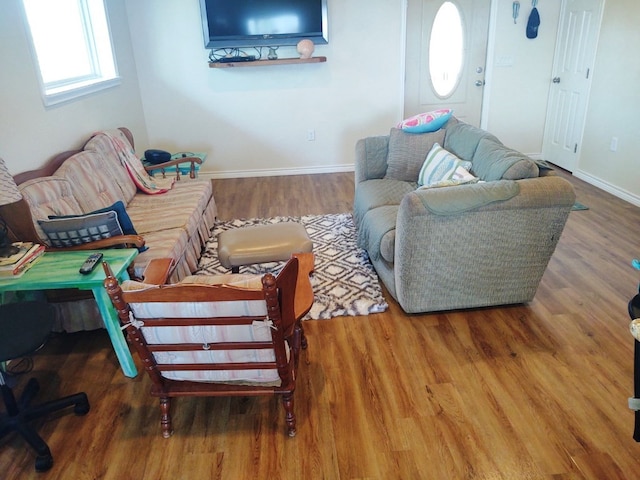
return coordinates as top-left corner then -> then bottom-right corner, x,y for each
45,234 -> 146,251
144,156 -> 202,180
291,252 -> 315,321
142,258 -> 174,285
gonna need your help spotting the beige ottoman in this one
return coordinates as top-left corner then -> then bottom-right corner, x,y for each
217,222 -> 313,272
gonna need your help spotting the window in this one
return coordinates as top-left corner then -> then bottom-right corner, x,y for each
429,1 -> 464,98
21,0 -> 119,107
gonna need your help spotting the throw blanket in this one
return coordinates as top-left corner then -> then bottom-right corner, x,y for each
97,130 -> 175,194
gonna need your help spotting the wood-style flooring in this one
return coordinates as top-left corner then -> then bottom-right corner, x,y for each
1,170 -> 640,479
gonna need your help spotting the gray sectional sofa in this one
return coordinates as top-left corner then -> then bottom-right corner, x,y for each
354,117 -> 576,313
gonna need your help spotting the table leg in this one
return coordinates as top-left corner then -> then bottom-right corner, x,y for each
92,286 -> 137,378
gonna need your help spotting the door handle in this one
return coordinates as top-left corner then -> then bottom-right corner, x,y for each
552,77 -> 561,83
475,80 -> 485,87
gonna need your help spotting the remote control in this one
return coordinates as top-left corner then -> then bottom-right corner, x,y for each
79,252 -> 103,275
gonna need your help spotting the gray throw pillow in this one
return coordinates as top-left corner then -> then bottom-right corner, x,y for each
38,210 -> 124,248
472,138 -> 539,181
385,128 -> 445,182
443,121 -> 502,161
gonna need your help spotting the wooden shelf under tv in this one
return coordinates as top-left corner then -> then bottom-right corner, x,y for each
209,56 -> 327,68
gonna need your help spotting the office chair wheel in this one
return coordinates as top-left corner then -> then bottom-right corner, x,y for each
35,453 -> 53,472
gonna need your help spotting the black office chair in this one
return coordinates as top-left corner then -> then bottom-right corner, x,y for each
0,301 -> 90,472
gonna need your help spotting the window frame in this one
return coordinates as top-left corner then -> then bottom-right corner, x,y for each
21,0 -> 120,107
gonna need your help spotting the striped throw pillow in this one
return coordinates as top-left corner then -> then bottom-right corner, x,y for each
418,143 -> 473,187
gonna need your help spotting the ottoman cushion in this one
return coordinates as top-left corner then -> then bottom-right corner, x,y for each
218,223 -> 312,269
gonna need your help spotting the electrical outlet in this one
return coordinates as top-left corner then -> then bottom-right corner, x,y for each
307,129 -> 315,141
610,137 -> 618,152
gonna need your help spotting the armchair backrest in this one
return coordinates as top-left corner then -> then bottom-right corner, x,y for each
103,256 -> 301,388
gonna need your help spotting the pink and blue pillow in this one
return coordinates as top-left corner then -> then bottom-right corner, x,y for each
397,109 -> 453,134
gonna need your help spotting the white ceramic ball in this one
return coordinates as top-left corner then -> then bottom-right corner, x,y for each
296,39 -> 315,59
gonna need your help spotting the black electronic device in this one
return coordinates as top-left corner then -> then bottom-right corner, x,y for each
144,149 -> 171,165
79,253 -> 103,275
199,0 -> 328,49
217,55 -> 256,63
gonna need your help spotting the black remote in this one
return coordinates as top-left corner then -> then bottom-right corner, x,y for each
79,252 -> 103,275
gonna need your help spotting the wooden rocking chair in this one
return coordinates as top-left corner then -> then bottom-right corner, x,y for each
103,253 -> 314,438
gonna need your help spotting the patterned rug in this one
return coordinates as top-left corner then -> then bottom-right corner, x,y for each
196,213 -> 389,320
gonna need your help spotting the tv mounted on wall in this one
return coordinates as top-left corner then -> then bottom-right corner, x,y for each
199,0 -> 328,50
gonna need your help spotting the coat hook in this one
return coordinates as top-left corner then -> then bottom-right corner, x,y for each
512,1 -> 520,24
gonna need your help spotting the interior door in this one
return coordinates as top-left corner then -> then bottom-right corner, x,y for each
542,0 -> 604,172
404,0 -> 490,126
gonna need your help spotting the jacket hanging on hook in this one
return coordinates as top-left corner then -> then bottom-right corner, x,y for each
526,7 -> 540,39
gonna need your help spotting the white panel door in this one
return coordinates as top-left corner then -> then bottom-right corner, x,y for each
404,0 -> 490,126
542,0 -> 604,172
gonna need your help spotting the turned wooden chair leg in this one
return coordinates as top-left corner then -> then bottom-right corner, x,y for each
299,322 -> 308,350
281,393 -> 296,437
159,397 -> 173,438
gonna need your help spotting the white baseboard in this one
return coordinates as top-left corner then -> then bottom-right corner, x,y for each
198,164 -> 355,180
574,169 -> 640,208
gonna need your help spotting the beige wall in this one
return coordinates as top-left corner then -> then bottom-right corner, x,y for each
0,0 -> 147,175
0,0 -> 637,204
577,0 -> 640,205
486,0 -> 640,205
124,0 -> 405,177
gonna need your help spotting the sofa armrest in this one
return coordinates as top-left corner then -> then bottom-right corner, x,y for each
355,136 -> 390,185
405,176 -> 575,217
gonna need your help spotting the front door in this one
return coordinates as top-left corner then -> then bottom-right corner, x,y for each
404,0 -> 490,126
542,0 -> 604,172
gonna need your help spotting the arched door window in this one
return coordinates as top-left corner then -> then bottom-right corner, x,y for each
429,2 -> 464,98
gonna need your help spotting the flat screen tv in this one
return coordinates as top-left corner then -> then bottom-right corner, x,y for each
199,0 -> 328,49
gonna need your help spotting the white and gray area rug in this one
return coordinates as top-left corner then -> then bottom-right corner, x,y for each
196,213 -> 389,320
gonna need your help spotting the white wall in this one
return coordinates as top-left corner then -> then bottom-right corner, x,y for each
1,0 -> 637,204
0,0 -> 147,175
124,0 -> 405,177
576,0 -> 640,204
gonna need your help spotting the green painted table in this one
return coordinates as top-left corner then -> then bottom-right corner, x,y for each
0,249 -> 139,377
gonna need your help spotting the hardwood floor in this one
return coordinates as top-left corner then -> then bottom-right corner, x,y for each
2,170 -> 640,479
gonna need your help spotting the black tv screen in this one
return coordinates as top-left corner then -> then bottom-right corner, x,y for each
199,0 -> 328,49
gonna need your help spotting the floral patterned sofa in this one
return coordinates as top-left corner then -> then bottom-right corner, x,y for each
2,128 -> 216,331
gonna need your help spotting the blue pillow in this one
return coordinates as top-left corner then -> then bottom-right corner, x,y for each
49,201 -> 147,252
397,109 -> 453,133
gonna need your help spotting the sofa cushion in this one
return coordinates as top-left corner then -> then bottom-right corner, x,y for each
443,121 -> 502,161
55,150 -> 128,212
353,179 -> 416,229
418,143 -> 473,187
385,128 -> 445,182
18,176 -> 85,243
472,138 -> 539,181
357,205 -> 398,263
38,210 -> 124,248
397,109 -> 453,133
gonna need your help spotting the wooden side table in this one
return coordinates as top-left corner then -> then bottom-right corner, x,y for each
0,249 -> 139,378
